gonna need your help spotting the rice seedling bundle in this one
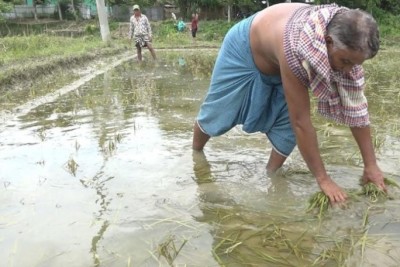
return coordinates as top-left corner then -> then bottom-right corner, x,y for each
307,177 -> 399,217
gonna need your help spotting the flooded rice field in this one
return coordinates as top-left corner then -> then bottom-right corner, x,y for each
1,49 -> 400,267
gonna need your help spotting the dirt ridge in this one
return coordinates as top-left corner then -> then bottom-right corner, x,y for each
0,45 -> 129,92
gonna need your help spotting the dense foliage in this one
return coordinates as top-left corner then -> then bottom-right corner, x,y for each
1,0 -> 400,37
168,0 -> 400,15
0,0 -> 12,22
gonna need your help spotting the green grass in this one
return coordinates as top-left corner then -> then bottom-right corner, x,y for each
0,18 -> 234,66
1,11 -> 399,66
374,8 -> 400,40
152,19 -> 235,47
0,35 -> 109,65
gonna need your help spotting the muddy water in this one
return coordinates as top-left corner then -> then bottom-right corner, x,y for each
1,50 -> 400,267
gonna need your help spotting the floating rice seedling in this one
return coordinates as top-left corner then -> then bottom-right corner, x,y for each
114,133 -> 122,143
157,235 -> 187,266
107,140 -> 116,152
75,140 -> 80,151
202,202 -> 381,266
3,181 -> 11,189
280,168 -> 310,176
65,157 -> 78,176
36,159 -> 45,165
318,122 -> 335,137
372,130 -> 385,152
100,140 -> 117,157
312,234 -> 356,266
85,97 -> 95,109
383,177 -> 400,188
37,128 -> 46,141
29,87 -> 36,97
211,221 -> 336,266
306,191 -> 330,218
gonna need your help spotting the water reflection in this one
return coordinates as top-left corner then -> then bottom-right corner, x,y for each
79,166 -> 113,266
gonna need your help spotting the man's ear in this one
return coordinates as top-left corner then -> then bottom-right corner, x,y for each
325,35 -> 333,45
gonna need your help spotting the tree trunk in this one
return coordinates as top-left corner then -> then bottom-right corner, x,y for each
33,1 -> 38,20
70,0 -> 78,21
227,4 -> 231,23
96,0 -> 111,42
57,1 -> 63,20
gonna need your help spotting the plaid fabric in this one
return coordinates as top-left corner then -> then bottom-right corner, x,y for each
283,4 -> 370,127
134,35 -> 150,47
128,14 -> 152,39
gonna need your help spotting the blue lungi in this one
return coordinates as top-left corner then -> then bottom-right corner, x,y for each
196,14 -> 296,157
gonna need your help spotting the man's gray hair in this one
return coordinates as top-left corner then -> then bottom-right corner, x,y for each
327,9 -> 380,59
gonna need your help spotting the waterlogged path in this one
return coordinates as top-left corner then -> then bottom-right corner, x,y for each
1,49 -> 400,266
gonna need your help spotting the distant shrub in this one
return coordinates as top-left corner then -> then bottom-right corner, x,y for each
85,24 -> 98,34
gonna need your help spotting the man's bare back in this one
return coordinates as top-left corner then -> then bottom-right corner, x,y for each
250,3 -> 308,75
193,4 -> 385,204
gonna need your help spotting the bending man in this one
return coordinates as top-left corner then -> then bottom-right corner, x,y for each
192,3 -> 385,203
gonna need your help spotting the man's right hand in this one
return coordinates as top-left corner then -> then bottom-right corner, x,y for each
318,176 -> 347,203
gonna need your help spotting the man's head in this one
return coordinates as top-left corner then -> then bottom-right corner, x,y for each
326,9 -> 380,60
133,4 -> 140,14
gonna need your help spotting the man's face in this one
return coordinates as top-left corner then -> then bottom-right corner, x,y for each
326,36 -> 365,73
134,9 -> 140,15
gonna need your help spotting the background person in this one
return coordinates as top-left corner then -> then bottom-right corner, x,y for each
177,17 -> 186,32
128,4 -> 156,61
190,13 -> 199,43
192,3 -> 385,204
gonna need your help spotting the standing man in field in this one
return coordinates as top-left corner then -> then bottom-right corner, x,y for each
192,3 -> 386,204
128,4 -> 157,61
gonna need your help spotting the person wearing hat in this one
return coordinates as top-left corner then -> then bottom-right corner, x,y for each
128,4 -> 157,61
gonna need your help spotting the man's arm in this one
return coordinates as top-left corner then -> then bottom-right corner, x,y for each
350,126 -> 386,190
145,17 -> 152,39
279,56 -> 347,203
128,17 -> 134,39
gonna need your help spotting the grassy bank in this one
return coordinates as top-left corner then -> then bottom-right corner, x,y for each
0,18 -> 232,93
0,18 -> 233,63
1,14 -> 399,93
0,35 -> 114,65
1,14 -> 399,66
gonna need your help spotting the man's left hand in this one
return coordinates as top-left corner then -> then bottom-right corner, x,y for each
362,164 -> 387,192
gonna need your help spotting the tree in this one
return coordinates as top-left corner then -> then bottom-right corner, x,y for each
56,0 -> 63,20
70,0 -> 78,20
221,0 -> 236,22
96,0 -> 111,42
0,0 -> 12,22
